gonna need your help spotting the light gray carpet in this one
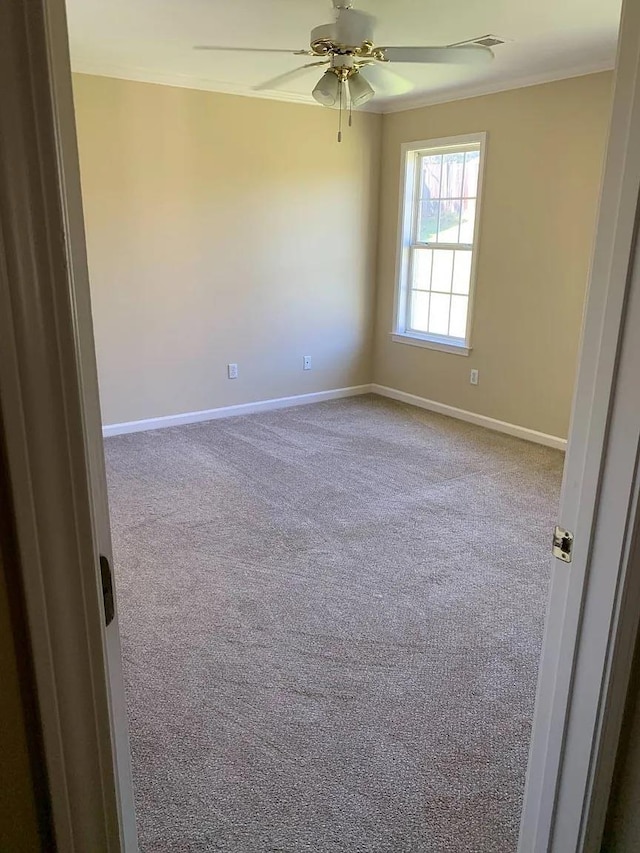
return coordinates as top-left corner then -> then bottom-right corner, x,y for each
105,395 -> 563,852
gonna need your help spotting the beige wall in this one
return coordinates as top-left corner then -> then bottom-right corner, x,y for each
603,630 -> 640,850
72,74 -> 381,426
75,72 -> 612,437
373,72 -> 613,439
0,435 -> 42,853
0,555 -> 41,852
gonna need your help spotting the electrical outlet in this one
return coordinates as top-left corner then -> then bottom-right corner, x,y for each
303,356 -> 312,371
227,363 -> 238,380
470,369 -> 479,386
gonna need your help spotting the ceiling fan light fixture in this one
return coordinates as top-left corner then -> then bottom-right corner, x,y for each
312,69 -> 341,106
195,1 -> 497,141
348,70 -> 375,106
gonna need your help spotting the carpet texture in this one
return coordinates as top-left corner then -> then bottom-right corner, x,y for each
105,395 -> 563,852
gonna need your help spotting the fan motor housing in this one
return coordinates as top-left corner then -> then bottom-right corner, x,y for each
311,9 -> 375,53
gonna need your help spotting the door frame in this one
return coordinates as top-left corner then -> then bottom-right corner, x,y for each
2,0 -> 640,851
519,1 -> 640,848
0,0 -> 136,850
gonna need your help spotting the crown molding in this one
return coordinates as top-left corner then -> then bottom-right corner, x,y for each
70,60 -> 333,108
379,59 -> 615,114
71,57 -> 615,116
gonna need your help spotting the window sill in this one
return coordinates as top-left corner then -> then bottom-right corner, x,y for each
390,332 -> 472,356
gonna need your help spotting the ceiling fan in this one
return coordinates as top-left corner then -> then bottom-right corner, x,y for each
195,0 -> 494,140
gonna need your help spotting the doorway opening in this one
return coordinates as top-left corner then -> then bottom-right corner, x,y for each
61,0 -> 622,848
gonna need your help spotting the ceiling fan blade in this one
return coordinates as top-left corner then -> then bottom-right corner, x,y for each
194,46 -> 311,55
380,45 -> 494,65
253,61 -> 329,92
359,64 -> 413,97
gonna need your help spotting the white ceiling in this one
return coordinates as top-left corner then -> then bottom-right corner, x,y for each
65,0 -> 622,112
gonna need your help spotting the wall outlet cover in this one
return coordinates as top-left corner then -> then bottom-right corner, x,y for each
227,363 -> 238,379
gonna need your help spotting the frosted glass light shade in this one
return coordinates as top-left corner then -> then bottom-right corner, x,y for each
312,70 -> 340,106
348,71 -> 375,106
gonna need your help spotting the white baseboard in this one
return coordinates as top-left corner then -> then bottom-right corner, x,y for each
102,384 -> 373,437
371,384 -> 567,450
103,382 -> 567,450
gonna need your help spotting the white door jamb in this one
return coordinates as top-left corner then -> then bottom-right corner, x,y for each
0,1 -> 135,849
520,1 -> 640,849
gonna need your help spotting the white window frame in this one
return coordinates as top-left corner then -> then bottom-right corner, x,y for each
392,132 -> 487,356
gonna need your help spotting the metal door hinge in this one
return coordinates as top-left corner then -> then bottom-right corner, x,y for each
100,555 -> 115,626
552,526 -> 574,563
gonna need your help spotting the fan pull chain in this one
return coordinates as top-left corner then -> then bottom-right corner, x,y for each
337,80 -> 343,143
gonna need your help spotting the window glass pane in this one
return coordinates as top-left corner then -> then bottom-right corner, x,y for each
401,140 -> 481,344
441,151 -> 466,198
417,199 -> 439,242
431,250 -> 454,293
463,149 -> 480,197
411,248 -> 433,290
410,291 -> 430,332
420,155 -> 442,200
436,200 -> 461,243
449,295 -> 468,338
428,292 -> 451,335
459,199 -> 476,243
452,251 -> 472,295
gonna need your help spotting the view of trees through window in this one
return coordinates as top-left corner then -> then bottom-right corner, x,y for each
417,149 -> 480,243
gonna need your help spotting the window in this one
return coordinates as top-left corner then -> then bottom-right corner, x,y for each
393,133 -> 486,355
